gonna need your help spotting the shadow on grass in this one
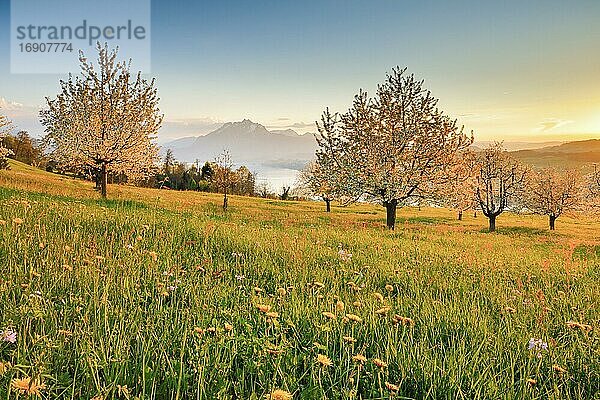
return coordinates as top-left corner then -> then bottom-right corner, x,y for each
480,226 -> 549,236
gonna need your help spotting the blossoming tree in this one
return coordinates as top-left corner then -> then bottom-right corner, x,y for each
0,112 -> 14,169
40,43 -> 162,198
475,143 -> 528,232
315,67 -> 473,229
525,168 -> 584,230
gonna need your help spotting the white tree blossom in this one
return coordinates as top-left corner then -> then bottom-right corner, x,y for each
475,143 -> 528,232
316,67 -> 473,229
525,167 -> 584,230
0,112 -> 14,169
40,43 -> 162,198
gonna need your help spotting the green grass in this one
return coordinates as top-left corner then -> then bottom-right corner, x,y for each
0,162 -> 599,399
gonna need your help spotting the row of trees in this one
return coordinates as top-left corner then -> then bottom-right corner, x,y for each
0,113 -> 13,169
299,67 -> 599,232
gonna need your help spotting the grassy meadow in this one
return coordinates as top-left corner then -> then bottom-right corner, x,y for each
0,160 -> 598,399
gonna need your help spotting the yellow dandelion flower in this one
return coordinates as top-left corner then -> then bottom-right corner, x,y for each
526,378 -> 536,385
316,354 -> 333,367
373,358 -> 388,368
313,281 -> 325,289
11,377 -> 46,395
385,382 -> 399,392
346,314 -> 363,323
266,311 -> 279,318
352,354 -> 367,363
193,327 -> 205,335
277,287 -> 286,296
375,306 -> 391,315
373,292 -> 384,303
0,220 -> 6,226
257,304 -> 272,313
352,301 -> 362,308
12,218 -> 24,225
0,361 -> 11,375
385,284 -> 394,292
336,300 -> 345,312
254,286 -> 264,293
265,389 -> 293,400
148,251 -> 158,262
552,364 -> 567,374
322,311 -> 336,320
343,336 -> 356,343
224,323 -> 233,332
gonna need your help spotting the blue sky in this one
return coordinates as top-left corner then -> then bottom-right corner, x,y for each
1,0 -> 599,142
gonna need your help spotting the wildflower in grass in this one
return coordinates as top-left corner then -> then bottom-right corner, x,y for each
336,300 -> 345,312
528,338 -> 548,358
12,217 -> 23,225
317,294 -> 324,299
265,389 -> 292,400
1,328 -> 16,344
352,354 -> 367,363
235,274 -> 245,281
224,323 -> 233,332
0,220 -> 6,226
148,251 -> 158,262
375,306 -> 391,315
552,364 -> 567,374
343,336 -> 356,344
257,304 -> 272,313
254,286 -> 264,293
526,378 -> 536,386
312,281 -> 325,289
322,311 -> 336,320
316,354 -> 333,367
266,312 -> 279,318
11,377 -> 46,395
267,348 -> 284,356
504,306 -> 517,314
393,315 -> 415,326
566,321 -> 593,332
58,329 -> 73,337
373,358 -> 387,368
277,287 -> 286,296
63,264 -> 73,271
352,301 -> 362,308
373,292 -> 384,303
346,314 -> 362,323
385,382 -> 399,392
0,361 -> 11,376
385,284 -> 394,292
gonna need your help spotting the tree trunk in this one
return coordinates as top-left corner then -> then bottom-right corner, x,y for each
100,163 -> 108,199
458,211 -> 463,221
223,192 -> 228,211
384,200 -> 398,230
325,198 -> 331,213
473,211 -> 477,218
549,215 -> 556,231
488,215 -> 496,232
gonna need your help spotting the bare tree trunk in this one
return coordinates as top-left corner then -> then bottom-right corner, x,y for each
488,215 -> 496,232
325,198 -> 331,213
100,163 -> 108,199
384,200 -> 398,230
223,192 -> 228,211
458,211 -> 463,221
549,215 -> 556,231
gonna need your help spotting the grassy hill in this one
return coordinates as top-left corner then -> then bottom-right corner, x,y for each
511,139 -> 600,169
0,160 -> 598,399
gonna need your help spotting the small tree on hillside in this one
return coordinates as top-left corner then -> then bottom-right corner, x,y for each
297,160 -> 336,212
0,112 -> 14,169
441,151 -> 478,220
213,150 -> 238,210
316,67 -> 473,229
525,168 -> 584,230
475,143 -> 528,232
41,43 -> 162,198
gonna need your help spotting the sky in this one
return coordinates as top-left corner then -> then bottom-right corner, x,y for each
0,0 -> 599,143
